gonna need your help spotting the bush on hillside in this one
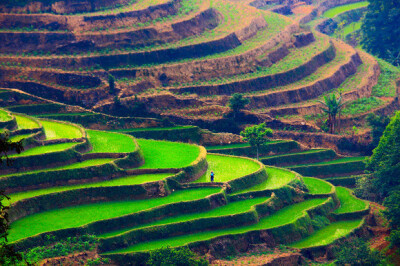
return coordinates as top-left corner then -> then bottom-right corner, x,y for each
335,238 -> 383,265
147,246 -> 208,266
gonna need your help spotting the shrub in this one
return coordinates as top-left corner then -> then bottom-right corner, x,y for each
147,246 -> 208,266
335,238 -> 383,265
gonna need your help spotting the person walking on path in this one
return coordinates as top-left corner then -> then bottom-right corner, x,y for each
210,171 -> 214,182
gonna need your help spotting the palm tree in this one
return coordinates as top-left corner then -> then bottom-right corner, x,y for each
318,94 -> 345,134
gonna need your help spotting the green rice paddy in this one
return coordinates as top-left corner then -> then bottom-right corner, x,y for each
7,173 -> 172,204
289,157 -> 366,167
206,140 -> 283,150
105,198 -> 327,254
14,114 -> 39,129
233,167 -> 295,194
9,133 -> 32,142
0,109 -> 11,121
9,187 -> 221,242
193,154 -> 261,183
40,120 -> 83,140
137,139 -> 200,169
323,2 -> 369,18
8,142 -> 76,158
303,177 -> 333,194
334,187 -> 368,214
111,126 -> 195,132
100,197 -> 268,238
289,219 -> 363,248
0,158 -> 115,178
86,130 -> 136,154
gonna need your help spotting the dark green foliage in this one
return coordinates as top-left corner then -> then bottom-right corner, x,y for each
147,246 -> 208,266
354,175 -> 377,201
23,234 -> 98,264
318,93 -> 345,134
388,230 -> 400,249
335,238 -> 383,266
384,191 -> 400,248
108,75 -> 116,95
311,215 -> 330,230
240,123 -> 273,160
0,133 -> 24,167
228,93 -> 250,115
366,113 -> 391,149
361,0 -> 400,66
366,111 -> 400,198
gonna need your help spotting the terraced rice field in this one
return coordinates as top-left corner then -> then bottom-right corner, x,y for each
193,154 -> 261,183
0,109 -> 11,121
323,2 -> 369,18
289,219 -> 363,248
8,188 -> 221,242
334,186 -> 368,214
106,198 -> 327,253
40,120 -> 83,140
303,177 -> 333,194
8,142 -> 77,158
86,130 -> 136,153
7,173 -> 172,204
137,139 -> 200,169
14,114 -> 39,129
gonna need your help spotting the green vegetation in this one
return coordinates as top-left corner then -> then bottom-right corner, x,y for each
40,120 -> 82,140
336,238 -> 383,265
9,134 -> 32,142
290,157 -> 366,167
289,219 -> 363,248
147,246 -> 207,266
371,58 -> 400,97
240,123 -> 273,160
303,177 -> 333,194
86,130 -> 136,154
334,187 -> 368,214
323,2 -> 369,18
9,188 -> 220,242
0,109 -> 11,121
8,142 -> 76,158
112,126 -> 195,132
341,96 -> 385,116
106,198 -> 326,253
193,154 -> 260,183
234,167 -> 295,194
137,139 -> 200,169
100,197 -> 267,238
0,158 -> 115,178
8,173 -> 172,203
14,114 -> 39,129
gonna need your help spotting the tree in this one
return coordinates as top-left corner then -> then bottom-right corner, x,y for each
361,0 -> 400,66
0,133 -> 24,265
147,246 -> 208,266
108,74 -> 116,94
366,111 -> 400,198
335,238 -> 383,265
228,93 -> 250,118
318,93 -> 345,134
240,123 -> 273,160
384,191 -> 400,250
366,113 -> 391,149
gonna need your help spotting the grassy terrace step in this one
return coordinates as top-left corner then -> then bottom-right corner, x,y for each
104,198 -> 327,254
171,35 -> 330,94
9,187 -> 220,242
112,126 -> 196,133
0,158 -> 115,178
322,1 -> 369,18
193,154 -> 261,183
7,142 -> 77,158
39,120 -> 83,140
7,173 -> 172,204
260,149 -> 337,167
232,167 -> 296,195
0,109 -> 11,121
289,219 -> 363,249
9,133 -> 32,142
303,177 -> 333,195
136,139 -> 200,169
86,130 -> 136,154
324,176 -> 358,187
99,197 -> 268,238
14,114 -> 39,129
334,187 -> 368,214
289,157 -> 366,168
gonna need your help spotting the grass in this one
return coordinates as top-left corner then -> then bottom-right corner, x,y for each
105,198 -> 327,253
0,158 -> 116,178
303,177 -> 333,194
260,149 -> 326,159
289,157 -> 366,167
100,197 -> 268,238
289,219 -> 363,248
14,114 -> 39,129
7,173 -> 172,204
0,109 -> 11,121
233,167 -> 296,194
9,134 -> 32,142
86,130 -> 136,154
334,187 -> 368,214
342,96 -> 385,116
40,120 -> 82,140
206,141 -> 283,150
371,58 -> 400,97
8,142 -> 77,158
193,154 -> 261,183
8,187 -> 221,242
323,2 -> 369,18
137,139 -> 200,169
